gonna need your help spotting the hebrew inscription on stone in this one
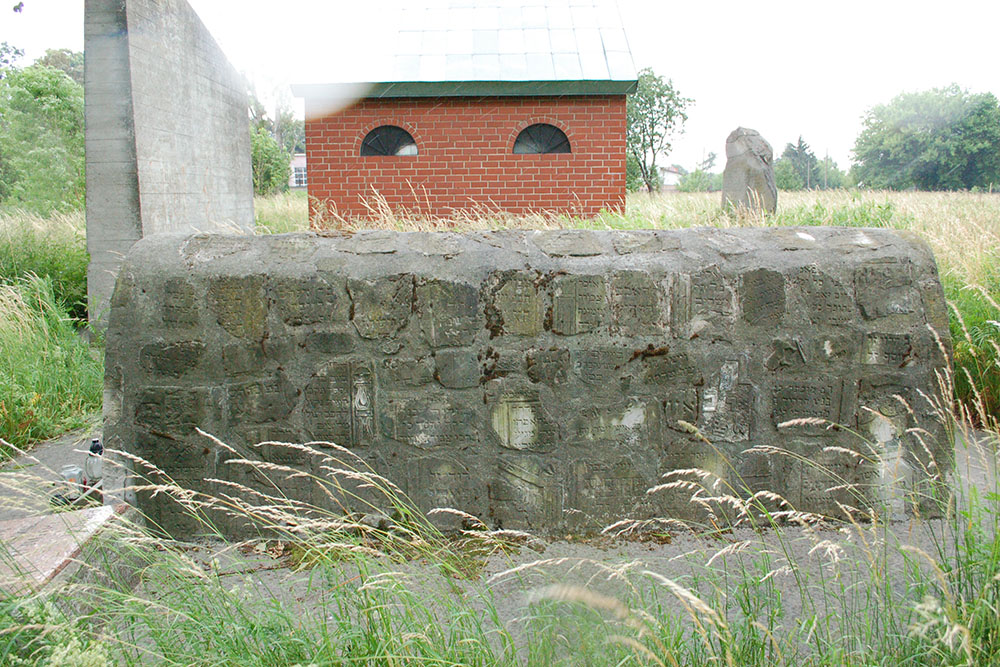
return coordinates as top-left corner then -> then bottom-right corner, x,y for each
106,229 -> 952,537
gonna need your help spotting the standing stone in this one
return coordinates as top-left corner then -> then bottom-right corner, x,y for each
722,127 -> 777,214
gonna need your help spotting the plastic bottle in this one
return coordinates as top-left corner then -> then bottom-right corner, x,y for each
83,438 -> 104,503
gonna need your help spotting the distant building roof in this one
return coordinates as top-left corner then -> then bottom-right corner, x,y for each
292,0 -> 637,99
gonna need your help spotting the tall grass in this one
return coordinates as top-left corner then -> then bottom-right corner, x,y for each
0,208 -> 88,321
0,275 -> 102,455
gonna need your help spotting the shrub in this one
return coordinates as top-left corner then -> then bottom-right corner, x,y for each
0,64 -> 85,215
251,127 -> 290,196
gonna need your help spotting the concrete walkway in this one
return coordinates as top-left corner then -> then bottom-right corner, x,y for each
0,427 -> 128,594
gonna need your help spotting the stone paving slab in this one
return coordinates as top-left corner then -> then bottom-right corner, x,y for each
0,504 -> 126,596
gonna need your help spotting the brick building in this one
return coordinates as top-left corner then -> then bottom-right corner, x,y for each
292,2 -> 637,220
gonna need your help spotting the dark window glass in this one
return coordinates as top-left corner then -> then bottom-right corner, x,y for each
361,125 -> 418,156
513,123 -> 571,154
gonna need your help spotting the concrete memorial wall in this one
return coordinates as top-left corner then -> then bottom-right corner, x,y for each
84,0 -> 253,324
104,229 -> 952,536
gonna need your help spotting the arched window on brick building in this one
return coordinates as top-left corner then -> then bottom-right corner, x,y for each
513,123 -> 571,154
361,126 -> 418,156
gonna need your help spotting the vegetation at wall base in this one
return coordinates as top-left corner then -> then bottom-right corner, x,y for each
0,208 -> 88,320
0,273 -> 101,455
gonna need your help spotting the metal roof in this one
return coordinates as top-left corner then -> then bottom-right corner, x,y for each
292,0 -> 637,99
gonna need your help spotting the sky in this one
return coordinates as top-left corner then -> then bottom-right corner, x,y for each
3,0 -> 998,171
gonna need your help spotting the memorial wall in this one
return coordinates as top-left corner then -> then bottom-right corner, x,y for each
104,228 -> 952,536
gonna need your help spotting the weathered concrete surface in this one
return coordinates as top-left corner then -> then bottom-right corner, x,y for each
722,127 -> 778,214
84,0 -> 253,324
105,229 -> 952,537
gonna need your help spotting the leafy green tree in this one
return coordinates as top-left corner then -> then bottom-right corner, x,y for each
774,159 -> 804,191
0,64 -> 84,213
625,152 -> 648,191
0,42 -> 23,76
781,136 -> 819,189
852,85 -> 1000,190
250,127 -> 289,196
627,68 -> 692,192
677,169 -> 722,192
274,106 -> 305,155
817,156 -> 846,189
36,48 -> 83,86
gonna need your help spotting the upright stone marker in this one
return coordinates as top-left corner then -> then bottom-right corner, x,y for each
722,127 -> 778,214
104,229 -> 953,537
84,0 -> 253,324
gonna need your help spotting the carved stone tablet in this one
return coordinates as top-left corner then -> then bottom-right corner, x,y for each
772,380 -> 846,431
271,276 -> 346,326
795,266 -> 855,325
741,268 -> 785,326
572,348 -> 629,386
610,271 -> 663,335
551,275 -> 607,335
208,276 -> 266,340
381,394 -> 479,450
303,361 -> 376,446
863,332 -> 914,367
494,272 -> 542,336
690,268 -> 735,320
416,280 -> 480,348
855,260 -> 920,319
161,278 -> 199,328
348,275 -> 412,340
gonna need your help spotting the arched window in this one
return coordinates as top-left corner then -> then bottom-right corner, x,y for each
513,123 -> 571,154
361,125 -> 418,156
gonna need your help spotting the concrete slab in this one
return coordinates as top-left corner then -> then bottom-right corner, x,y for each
0,504 -> 127,595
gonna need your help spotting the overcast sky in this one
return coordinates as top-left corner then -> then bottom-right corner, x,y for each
3,0 -> 998,170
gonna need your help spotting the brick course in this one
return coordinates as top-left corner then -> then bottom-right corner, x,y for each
304,95 -> 626,219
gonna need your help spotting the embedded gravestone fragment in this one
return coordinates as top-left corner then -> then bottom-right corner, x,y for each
104,229 -> 952,537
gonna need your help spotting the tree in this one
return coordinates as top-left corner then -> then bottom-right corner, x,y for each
817,155 -> 846,189
852,85 -> 1000,190
781,136 -> 819,189
0,42 -> 22,76
36,48 -> 83,86
0,64 -> 84,213
250,127 -> 289,196
270,105 -> 303,155
697,152 -> 717,172
773,159 -> 804,191
626,68 -> 692,192
625,152 -> 647,191
677,169 -> 722,192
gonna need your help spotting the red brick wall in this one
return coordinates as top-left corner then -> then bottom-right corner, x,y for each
304,95 -> 626,220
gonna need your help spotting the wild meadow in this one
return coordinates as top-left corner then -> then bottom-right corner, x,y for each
1,190 -> 998,665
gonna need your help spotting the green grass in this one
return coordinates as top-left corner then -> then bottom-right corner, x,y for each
0,274 -> 102,455
0,208 -> 88,321
0,396 -> 996,665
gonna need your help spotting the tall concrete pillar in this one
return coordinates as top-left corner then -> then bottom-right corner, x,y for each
85,0 -> 254,324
